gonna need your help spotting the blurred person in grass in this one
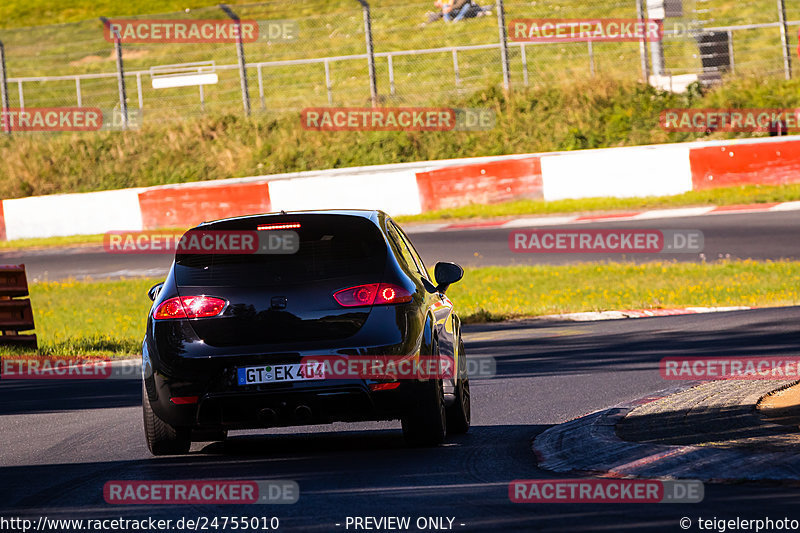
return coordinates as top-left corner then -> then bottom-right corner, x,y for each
425,1 -> 489,25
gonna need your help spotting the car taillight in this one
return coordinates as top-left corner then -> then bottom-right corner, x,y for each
170,396 -> 199,405
333,283 -> 413,307
369,382 -> 401,392
153,296 -> 227,319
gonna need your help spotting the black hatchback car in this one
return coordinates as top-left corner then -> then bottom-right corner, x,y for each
142,210 -> 469,455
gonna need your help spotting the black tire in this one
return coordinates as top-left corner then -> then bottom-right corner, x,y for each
142,381 -> 191,456
446,338 -> 470,434
402,374 -> 447,447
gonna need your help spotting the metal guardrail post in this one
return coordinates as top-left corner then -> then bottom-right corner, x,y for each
496,0 -> 510,90
777,0 -> 792,80
100,17 -> 128,129
220,4 -> 251,116
636,0 -> 651,82
356,0 -> 378,107
0,40 -> 10,134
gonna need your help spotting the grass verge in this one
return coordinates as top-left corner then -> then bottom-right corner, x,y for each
0,259 -> 797,357
0,277 -> 158,358
3,76 -> 800,200
451,260 -> 800,323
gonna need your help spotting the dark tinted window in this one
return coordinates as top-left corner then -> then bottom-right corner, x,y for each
175,215 -> 387,286
386,222 -> 420,275
391,221 -> 429,279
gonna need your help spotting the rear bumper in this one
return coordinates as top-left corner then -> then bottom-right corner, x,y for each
194,383 -> 414,429
143,345 -> 420,430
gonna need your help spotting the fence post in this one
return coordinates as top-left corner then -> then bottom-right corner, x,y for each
0,40 -> 10,134
220,4 -> 251,116
388,54 -> 396,96
521,44 -> 529,86
646,1 -> 665,76
727,29 -> 735,74
777,0 -> 792,80
257,64 -> 265,110
324,59 -> 333,105
636,0 -> 651,82
496,0 -> 510,90
356,0 -> 378,106
136,72 -> 143,110
452,48 -> 460,87
101,17 -> 128,129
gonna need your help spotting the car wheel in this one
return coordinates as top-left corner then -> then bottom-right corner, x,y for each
142,381 -> 191,456
402,369 -> 447,447
446,338 -> 470,434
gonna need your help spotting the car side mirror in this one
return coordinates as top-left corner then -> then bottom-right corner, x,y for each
434,262 -> 464,293
148,283 -> 164,302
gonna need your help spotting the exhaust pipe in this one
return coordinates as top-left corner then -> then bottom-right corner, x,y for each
257,407 -> 278,426
294,405 -> 312,422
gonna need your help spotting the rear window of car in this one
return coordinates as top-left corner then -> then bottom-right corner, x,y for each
174,215 -> 387,286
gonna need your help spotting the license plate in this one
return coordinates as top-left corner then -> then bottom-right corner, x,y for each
237,363 -> 325,385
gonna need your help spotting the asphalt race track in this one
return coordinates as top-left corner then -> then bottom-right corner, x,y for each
1,209 -> 799,531
4,210 -> 799,282
2,307 -> 800,531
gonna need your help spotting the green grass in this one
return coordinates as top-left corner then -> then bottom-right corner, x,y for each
3,76 -> 800,200
2,259 -> 798,356
0,233 -> 108,250
0,1 -> 795,117
0,277 -> 157,357
450,260 -> 800,323
396,183 -> 800,223
0,228 -> 189,250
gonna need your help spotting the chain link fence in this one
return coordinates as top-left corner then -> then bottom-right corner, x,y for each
0,0 -> 797,129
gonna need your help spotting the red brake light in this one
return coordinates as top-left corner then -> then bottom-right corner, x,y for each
333,283 -> 413,307
369,382 -> 401,391
170,396 -> 199,405
257,222 -> 301,231
153,298 -> 186,319
153,296 -> 227,320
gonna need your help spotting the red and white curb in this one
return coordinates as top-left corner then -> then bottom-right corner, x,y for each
404,201 -> 800,234
534,306 -> 755,322
532,381 -> 800,482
